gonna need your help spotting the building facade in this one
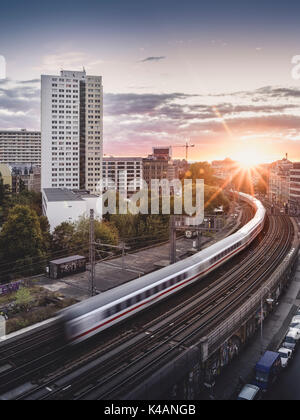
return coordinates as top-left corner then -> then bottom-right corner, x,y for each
102,157 -> 144,196
0,129 -> 41,166
41,70 -> 103,194
143,146 -> 178,189
11,166 -> 41,194
42,188 -> 100,232
289,162 -> 300,214
268,157 -> 292,206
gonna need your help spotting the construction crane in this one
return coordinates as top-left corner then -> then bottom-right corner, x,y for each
172,141 -> 195,161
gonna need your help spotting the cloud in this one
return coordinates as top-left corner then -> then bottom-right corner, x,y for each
103,86 -> 300,157
1,80 -> 300,159
104,92 -> 195,116
0,80 -> 40,130
139,56 -> 166,63
17,79 -> 40,85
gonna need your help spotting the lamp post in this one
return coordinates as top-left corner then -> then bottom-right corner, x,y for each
260,286 -> 274,355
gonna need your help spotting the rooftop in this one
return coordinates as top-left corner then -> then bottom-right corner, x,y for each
103,157 -> 143,162
43,188 -> 98,202
50,255 -> 86,265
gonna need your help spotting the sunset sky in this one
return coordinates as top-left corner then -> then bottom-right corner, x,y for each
1,0 -> 300,163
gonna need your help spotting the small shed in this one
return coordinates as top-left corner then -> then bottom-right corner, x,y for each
49,255 -> 87,279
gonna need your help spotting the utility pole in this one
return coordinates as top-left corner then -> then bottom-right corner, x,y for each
89,209 -> 96,296
170,215 -> 177,264
122,242 -> 125,271
196,231 -> 202,251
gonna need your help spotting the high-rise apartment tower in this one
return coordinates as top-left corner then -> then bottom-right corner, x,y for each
41,70 -> 103,194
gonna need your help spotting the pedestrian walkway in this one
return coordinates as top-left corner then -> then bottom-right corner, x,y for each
211,252 -> 300,400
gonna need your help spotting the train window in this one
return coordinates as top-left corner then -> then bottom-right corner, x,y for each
145,289 -> 151,298
127,297 -> 136,307
106,306 -> 116,318
116,302 -> 126,313
154,286 -> 159,294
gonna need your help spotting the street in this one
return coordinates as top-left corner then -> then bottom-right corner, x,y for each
267,349 -> 300,400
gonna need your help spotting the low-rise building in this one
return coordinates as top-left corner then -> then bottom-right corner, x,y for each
42,188 -> 101,232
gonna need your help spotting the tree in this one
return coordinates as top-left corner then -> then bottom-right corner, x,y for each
204,185 -> 230,213
39,215 -> 52,254
51,218 -> 119,259
185,162 -> 217,186
51,222 -> 76,255
1,190 -> 43,225
73,217 -> 119,255
0,205 -> 46,280
0,171 -> 10,207
15,288 -> 33,311
110,213 -> 170,249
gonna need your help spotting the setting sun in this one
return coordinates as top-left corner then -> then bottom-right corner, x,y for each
231,147 -> 264,169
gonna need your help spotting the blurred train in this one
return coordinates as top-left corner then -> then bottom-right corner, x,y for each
60,193 -> 266,344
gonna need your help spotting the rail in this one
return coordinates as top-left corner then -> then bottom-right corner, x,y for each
205,235 -> 299,359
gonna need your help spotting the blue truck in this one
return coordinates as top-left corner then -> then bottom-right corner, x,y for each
255,351 -> 282,391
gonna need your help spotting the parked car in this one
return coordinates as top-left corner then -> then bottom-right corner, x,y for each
282,329 -> 300,350
290,316 -> 300,329
278,347 -> 293,368
296,307 -> 300,316
237,384 -> 262,400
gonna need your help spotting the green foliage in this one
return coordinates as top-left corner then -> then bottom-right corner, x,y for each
204,185 -> 230,213
15,287 -> 33,311
51,218 -> 119,258
39,215 -> 52,254
52,222 -> 76,254
1,190 -> 43,226
0,205 -> 46,280
185,162 -> 217,186
110,213 -> 170,249
0,172 -> 10,223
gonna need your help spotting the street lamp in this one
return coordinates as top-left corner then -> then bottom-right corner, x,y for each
260,286 -> 274,355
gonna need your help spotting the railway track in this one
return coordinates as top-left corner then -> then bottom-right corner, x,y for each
12,213 -> 294,400
0,322 -> 62,364
0,203 -> 254,395
78,215 -> 293,401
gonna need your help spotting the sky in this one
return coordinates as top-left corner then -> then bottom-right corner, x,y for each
1,0 -> 300,163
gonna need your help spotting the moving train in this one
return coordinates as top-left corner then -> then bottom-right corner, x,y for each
61,193 -> 266,344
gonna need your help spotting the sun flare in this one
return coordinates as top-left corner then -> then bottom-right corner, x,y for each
231,148 -> 262,170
